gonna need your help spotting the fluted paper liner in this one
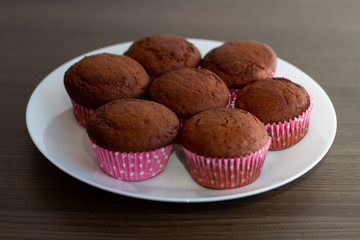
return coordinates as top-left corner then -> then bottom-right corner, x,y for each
182,138 -> 271,189
266,90 -> 314,150
90,140 -> 173,181
70,98 -> 94,127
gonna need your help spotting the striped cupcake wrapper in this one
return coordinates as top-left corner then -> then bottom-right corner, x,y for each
265,90 -> 314,150
182,137 -> 271,189
90,140 -> 174,181
70,98 -> 94,127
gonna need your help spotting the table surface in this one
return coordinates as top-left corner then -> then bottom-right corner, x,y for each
1,0 -> 359,239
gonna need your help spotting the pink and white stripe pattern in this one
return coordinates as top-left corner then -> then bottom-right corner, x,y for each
90,140 -> 174,181
70,99 -> 94,127
265,90 -> 314,150
182,138 -> 271,189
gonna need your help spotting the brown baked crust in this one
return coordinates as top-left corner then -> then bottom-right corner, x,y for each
148,68 -> 229,118
235,78 -> 310,124
64,53 -> 149,109
181,108 -> 269,158
124,33 -> 201,77
87,99 -> 180,152
201,40 -> 277,88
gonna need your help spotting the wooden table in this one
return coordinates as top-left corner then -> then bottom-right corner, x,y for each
1,1 -> 359,239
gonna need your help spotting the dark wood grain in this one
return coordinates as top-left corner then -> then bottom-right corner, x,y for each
1,0 -> 359,239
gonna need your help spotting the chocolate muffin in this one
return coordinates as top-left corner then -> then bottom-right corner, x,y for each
64,53 -> 149,109
234,78 -> 310,124
181,108 -> 271,189
124,33 -> 201,77
235,78 -> 313,150
201,40 -> 277,88
181,108 -> 269,158
148,68 -> 229,119
87,99 -> 180,152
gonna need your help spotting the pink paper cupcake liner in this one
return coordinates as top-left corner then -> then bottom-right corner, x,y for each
225,92 -> 232,108
229,67 -> 277,108
182,137 -> 271,189
70,98 -> 94,127
149,76 -> 155,84
269,67 -> 277,78
266,90 -> 314,150
229,88 -> 241,108
90,140 -> 174,181
180,118 -> 189,127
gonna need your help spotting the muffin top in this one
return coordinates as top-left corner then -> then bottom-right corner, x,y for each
181,108 -> 269,158
64,53 -> 149,109
124,33 -> 201,77
87,99 -> 180,152
201,40 -> 277,88
149,68 -> 229,118
235,78 -> 310,124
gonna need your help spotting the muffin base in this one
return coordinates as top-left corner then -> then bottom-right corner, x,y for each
182,138 -> 271,189
90,140 -> 174,181
266,90 -> 314,150
70,98 -> 94,127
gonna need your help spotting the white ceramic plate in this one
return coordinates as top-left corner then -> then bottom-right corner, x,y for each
26,39 -> 337,203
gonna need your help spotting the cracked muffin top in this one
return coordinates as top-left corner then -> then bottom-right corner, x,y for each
148,68 -> 229,119
64,53 -> 149,109
124,33 -> 201,77
201,40 -> 277,88
235,78 -> 310,124
86,99 -> 180,152
180,108 -> 269,158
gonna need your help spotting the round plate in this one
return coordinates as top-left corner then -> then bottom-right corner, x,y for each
26,39 -> 337,203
